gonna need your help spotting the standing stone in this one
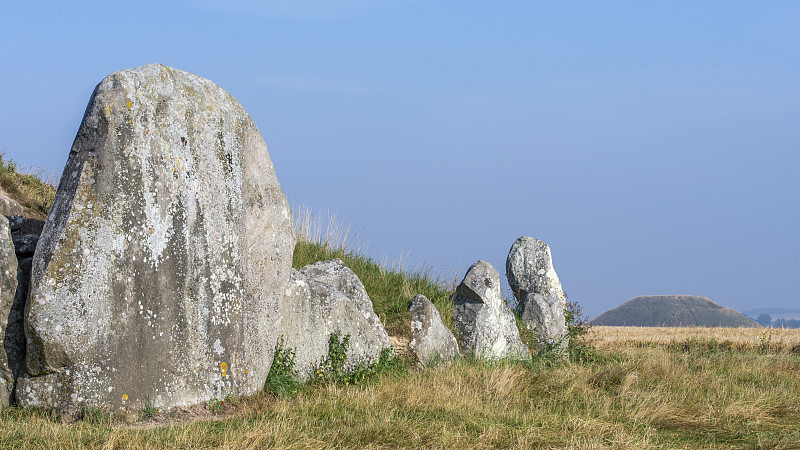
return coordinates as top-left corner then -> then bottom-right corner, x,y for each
18,64 -> 295,412
408,294 -> 459,367
279,259 -> 391,379
0,220 -> 18,406
452,261 -> 528,359
506,236 -> 568,350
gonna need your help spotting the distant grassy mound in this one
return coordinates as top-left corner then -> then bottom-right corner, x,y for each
593,295 -> 760,328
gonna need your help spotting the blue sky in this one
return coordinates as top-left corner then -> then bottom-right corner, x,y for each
2,1 -> 798,318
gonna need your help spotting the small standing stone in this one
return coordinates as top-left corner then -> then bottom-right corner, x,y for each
452,261 -> 529,359
279,259 -> 392,379
408,294 -> 460,367
506,236 -> 568,351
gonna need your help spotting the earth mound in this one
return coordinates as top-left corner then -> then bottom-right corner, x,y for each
593,295 -> 760,328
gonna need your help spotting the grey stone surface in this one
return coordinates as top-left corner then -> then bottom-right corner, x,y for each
279,259 -> 391,380
507,236 -> 568,350
452,261 -> 528,359
18,64 -> 295,413
8,216 -> 23,232
12,234 -> 38,256
408,294 -> 459,367
0,193 -> 23,217
0,220 -> 18,406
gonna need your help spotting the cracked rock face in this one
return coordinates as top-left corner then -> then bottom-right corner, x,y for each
0,220 -> 18,406
452,261 -> 528,359
18,64 -> 295,413
507,236 -> 568,350
279,259 -> 391,380
408,294 -> 459,367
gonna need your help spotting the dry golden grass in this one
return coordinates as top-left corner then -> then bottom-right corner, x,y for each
2,348 -> 799,449
588,326 -> 800,353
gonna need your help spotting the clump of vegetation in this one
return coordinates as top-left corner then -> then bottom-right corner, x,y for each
0,153 -> 57,219
138,398 -> 158,420
311,333 -> 405,385
265,331 -> 405,399
565,298 -> 593,342
264,337 -> 302,397
206,398 -> 225,414
74,406 -> 111,425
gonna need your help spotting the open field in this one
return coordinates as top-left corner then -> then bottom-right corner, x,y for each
588,326 -> 800,354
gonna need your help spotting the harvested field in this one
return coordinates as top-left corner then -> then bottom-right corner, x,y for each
588,325 -> 800,353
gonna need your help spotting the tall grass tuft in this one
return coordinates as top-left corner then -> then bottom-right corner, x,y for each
0,153 -> 58,219
292,205 -> 456,339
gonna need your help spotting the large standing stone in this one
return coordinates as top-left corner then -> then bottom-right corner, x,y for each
408,294 -> 459,367
452,261 -> 528,359
279,259 -> 391,379
18,64 -> 295,412
0,220 -> 18,406
506,236 -> 568,350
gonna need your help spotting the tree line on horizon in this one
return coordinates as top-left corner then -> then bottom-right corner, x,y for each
755,313 -> 800,329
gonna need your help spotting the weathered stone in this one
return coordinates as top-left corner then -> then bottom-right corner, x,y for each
0,219 -> 18,406
506,236 -> 568,350
18,64 -> 295,413
452,261 -> 528,359
7,216 -> 23,232
408,294 -> 459,367
0,193 -> 23,217
279,259 -> 391,380
12,234 -> 38,256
